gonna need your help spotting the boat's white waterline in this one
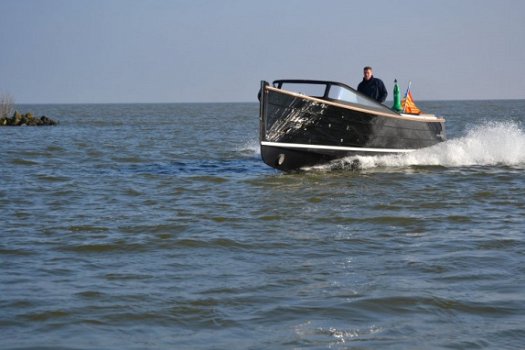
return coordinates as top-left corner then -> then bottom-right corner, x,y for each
261,141 -> 416,153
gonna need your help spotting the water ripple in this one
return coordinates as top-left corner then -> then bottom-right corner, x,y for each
2,102 -> 525,349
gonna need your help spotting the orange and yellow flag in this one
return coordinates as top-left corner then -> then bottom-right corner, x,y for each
401,83 -> 421,115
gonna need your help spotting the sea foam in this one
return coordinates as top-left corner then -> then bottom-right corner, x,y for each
318,121 -> 525,171
237,138 -> 260,156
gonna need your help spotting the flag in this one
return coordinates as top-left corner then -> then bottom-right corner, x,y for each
401,83 -> 421,115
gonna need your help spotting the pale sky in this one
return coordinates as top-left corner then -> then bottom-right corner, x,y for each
1,0 -> 524,103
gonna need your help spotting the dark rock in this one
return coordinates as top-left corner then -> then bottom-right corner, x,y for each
0,111 -> 58,126
40,116 -> 57,126
12,111 -> 22,125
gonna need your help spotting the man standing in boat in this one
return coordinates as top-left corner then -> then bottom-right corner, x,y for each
357,66 -> 388,103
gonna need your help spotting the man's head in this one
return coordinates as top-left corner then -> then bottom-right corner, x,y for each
363,66 -> 373,81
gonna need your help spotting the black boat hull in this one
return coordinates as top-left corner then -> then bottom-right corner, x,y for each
259,80 -> 446,171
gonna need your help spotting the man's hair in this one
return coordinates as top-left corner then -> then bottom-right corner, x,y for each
363,66 -> 373,71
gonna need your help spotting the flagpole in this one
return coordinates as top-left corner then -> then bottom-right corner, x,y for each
402,81 -> 412,113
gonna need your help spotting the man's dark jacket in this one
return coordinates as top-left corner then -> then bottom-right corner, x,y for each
357,77 -> 388,103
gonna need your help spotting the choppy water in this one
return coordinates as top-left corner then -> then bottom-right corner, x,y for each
2,100 -> 525,349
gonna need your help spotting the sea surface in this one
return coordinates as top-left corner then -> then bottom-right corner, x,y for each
1,100 -> 525,349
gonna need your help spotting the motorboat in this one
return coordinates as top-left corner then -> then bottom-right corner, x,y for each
258,79 -> 446,171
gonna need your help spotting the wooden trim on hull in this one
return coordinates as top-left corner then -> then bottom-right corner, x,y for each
265,86 -> 446,123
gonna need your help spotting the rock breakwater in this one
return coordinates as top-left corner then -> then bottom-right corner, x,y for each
0,112 -> 58,126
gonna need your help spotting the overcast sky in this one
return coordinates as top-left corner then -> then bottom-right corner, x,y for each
1,0 -> 524,103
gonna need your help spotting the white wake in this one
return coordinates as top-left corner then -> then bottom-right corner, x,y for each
316,121 -> 525,171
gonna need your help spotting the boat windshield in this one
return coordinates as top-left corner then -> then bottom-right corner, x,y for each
327,85 -> 381,109
275,82 -> 327,98
274,80 -> 391,112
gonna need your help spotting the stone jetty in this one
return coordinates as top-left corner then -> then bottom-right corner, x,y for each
0,111 -> 58,126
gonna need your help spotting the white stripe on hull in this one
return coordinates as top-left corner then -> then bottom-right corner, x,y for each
261,141 -> 415,153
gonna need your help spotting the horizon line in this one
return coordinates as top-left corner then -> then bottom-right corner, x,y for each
13,97 -> 525,105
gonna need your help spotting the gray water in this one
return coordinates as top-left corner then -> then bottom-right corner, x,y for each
1,101 -> 525,349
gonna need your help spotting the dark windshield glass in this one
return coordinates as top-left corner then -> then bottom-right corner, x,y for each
328,85 -> 381,108
277,82 -> 326,97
